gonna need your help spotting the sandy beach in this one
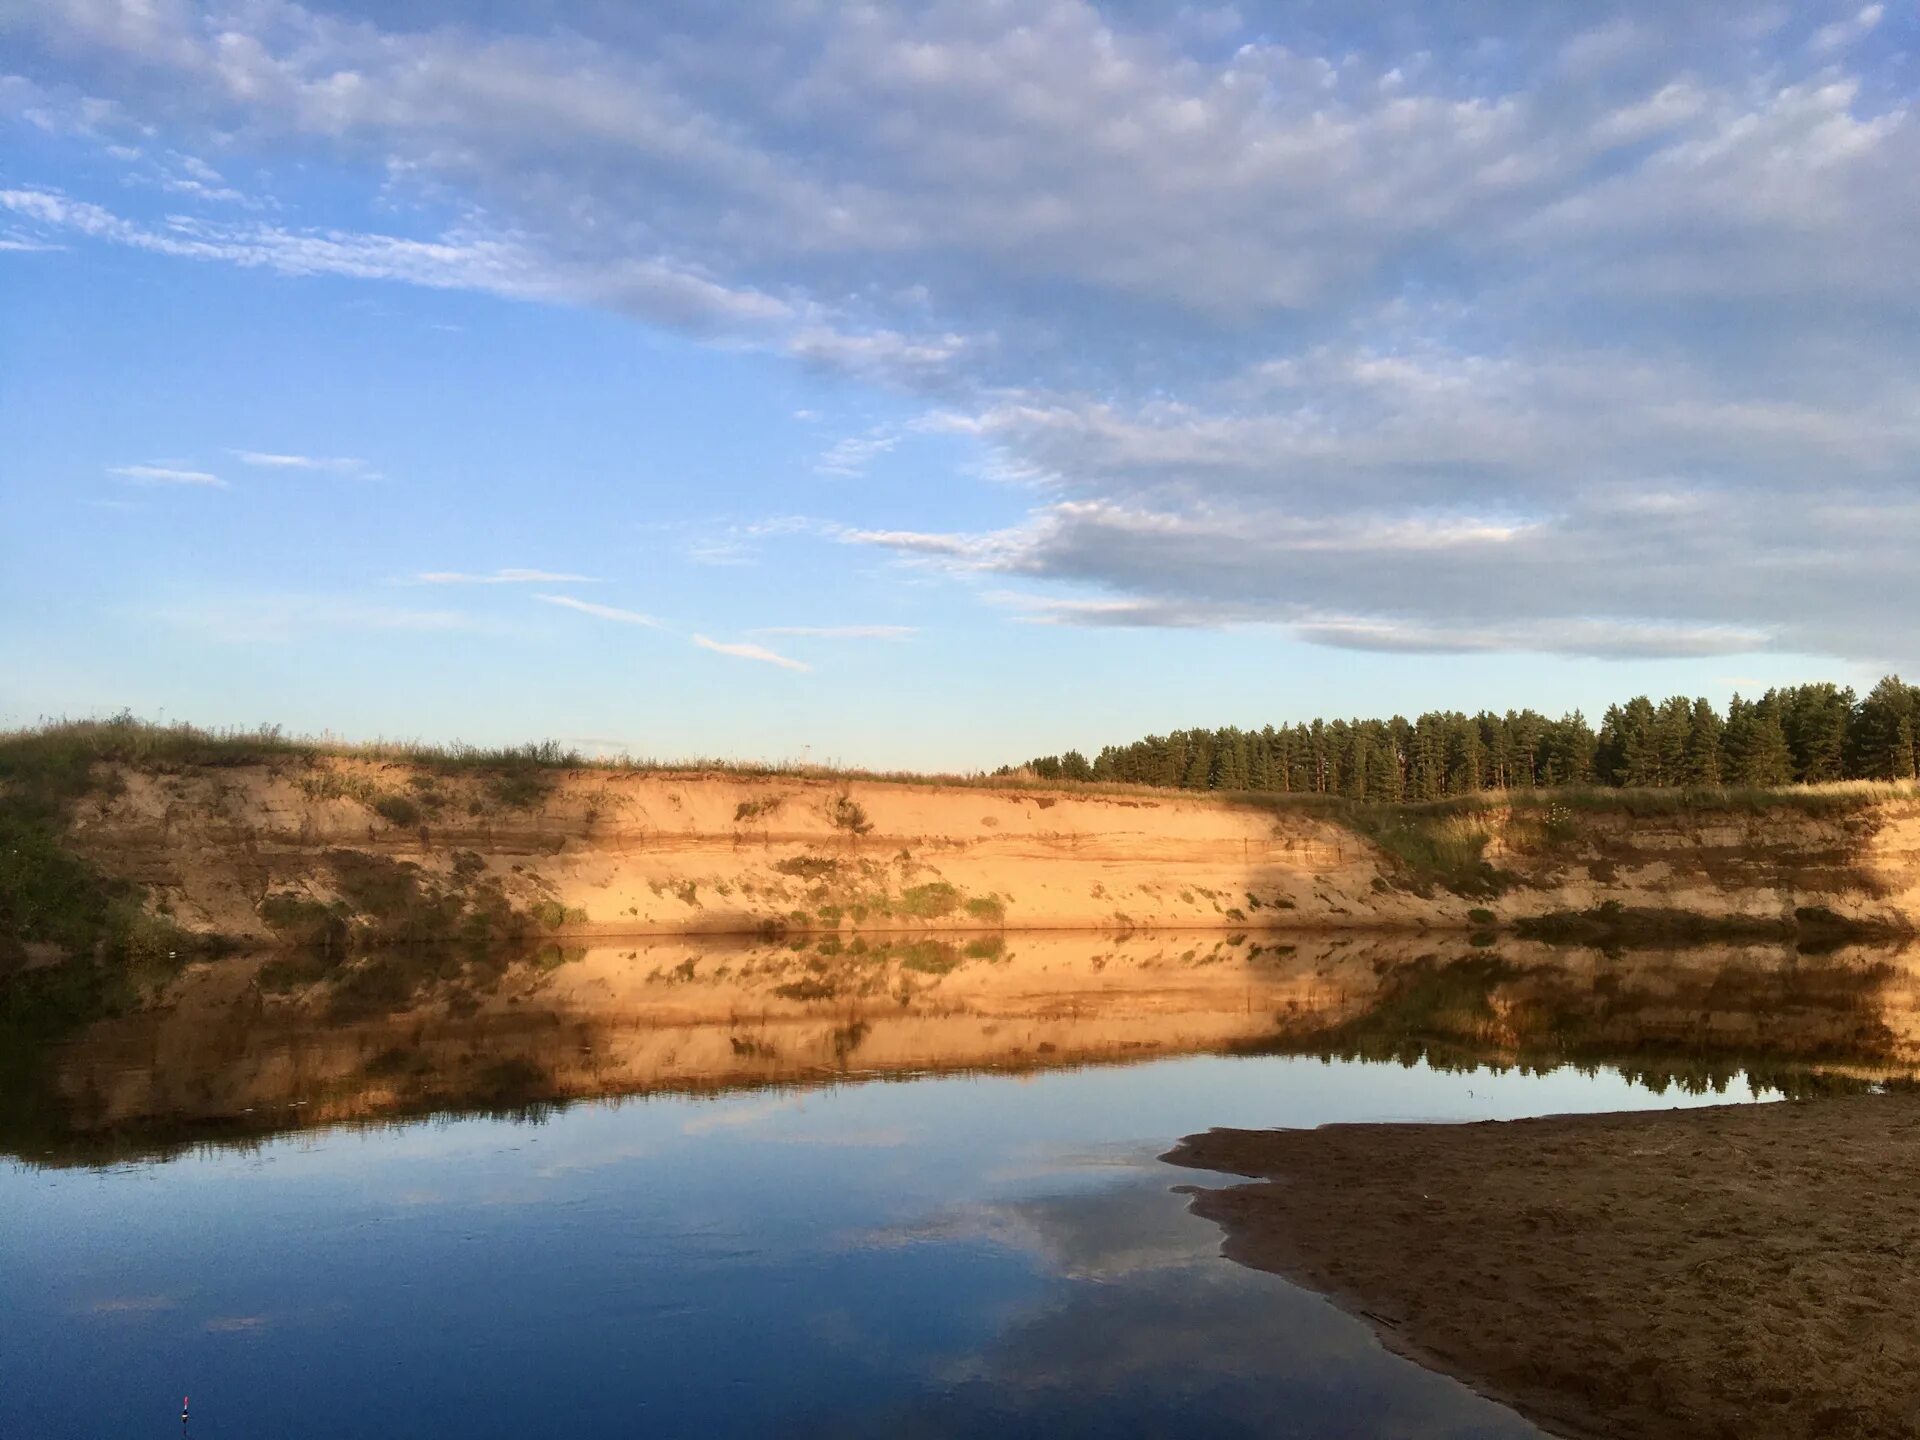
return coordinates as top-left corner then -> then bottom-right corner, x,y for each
1167,1094 -> 1920,1440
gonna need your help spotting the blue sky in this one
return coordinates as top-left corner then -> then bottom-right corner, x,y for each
2,2 -> 1915,769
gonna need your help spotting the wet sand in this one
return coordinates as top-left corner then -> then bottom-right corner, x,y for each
1167,1095 -> 1920,1440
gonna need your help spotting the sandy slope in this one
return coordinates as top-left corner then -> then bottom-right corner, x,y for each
56,759 -> 1920,946
64,762 -> 1427,941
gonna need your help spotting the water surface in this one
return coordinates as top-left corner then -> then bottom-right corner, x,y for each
5,931 -> 1914,1436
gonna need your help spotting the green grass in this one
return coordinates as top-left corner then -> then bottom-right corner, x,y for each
0,718 -> 222,967
897,939 -> 963,974
11,714 -> 1917,809
528,899 -> 589,931
896,882 -> 961,919
1337,806 -> 1511,899
373,793 -> 422,827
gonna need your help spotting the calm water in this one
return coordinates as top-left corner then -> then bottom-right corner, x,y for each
4,932 -> 1911,1437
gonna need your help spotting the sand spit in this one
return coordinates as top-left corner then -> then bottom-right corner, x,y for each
1167,1096 -> 1920,1440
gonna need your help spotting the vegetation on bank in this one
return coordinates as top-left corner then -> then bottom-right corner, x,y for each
4,712 -> 1918,966
1019,677 -> 1920,800
0,715 -> 610,971
0,721 -> 222,970
6,711 -> 1915,816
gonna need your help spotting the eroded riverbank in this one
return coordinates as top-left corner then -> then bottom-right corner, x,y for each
1168,1095 -> 1920,1440
11,729 -> 1920,963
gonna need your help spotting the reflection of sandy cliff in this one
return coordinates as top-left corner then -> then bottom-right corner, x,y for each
40,932 -> 1380,1153
27,934 -> 1920,1163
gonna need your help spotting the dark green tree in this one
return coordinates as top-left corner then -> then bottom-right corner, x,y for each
1850,676 -> 1918,780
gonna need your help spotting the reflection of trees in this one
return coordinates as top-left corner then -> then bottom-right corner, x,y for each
1241,952 -> 1903,1099
7,937 -> 1916,1167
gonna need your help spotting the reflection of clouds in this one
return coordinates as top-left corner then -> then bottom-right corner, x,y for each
764,1125 -> 912,1149
810,1178 -> 1539,1439
530,1141 -> 655,1179
679,1094 -> 805,1135
85,1295 -> 178,1316
677,1094 -> 913,1146
861,1180 -> 1215,1282
978,1140 -> 1168,1187
204,1314 -> 271,1334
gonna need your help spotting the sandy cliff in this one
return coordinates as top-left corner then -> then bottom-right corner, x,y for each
35,758 -> 1920,948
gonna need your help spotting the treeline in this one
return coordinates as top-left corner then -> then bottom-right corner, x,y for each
1013,677 -> 1920,801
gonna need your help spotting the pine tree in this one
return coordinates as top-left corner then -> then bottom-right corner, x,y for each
1781,683 -> 1852,783
1367,733 -> 1404,801
1851,676 -> 1918,780
1724,694 -> 1791,785
1030,678 -> 1920,799
1683,698 -> 1722,786
1448,715 -> 1485,794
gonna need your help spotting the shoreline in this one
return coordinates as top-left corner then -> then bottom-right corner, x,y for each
1167,1095 -> 1920,1440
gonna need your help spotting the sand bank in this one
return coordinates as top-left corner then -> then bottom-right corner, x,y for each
1167,1095 -> 1920,1440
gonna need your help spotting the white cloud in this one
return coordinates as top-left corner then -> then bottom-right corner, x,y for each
532,593 -> 661,627
1811,4 -> 1884,53
692,635 -> 811,672
11,2 -> 1920,666
814,430 -> 898,478
109,463 -> 226,488
233,450 -> 369,473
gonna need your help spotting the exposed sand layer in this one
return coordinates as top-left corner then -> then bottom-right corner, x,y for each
52,759 -> 1920,946
1167,1096 -> 1920,1440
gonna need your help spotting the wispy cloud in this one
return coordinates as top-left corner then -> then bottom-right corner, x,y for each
752,625 -> 917,640
233,450 -> 371,474
533,593 -> 663,627
85,1295 -> 178,1316
681,1095 -> 804,1135
109,463 -> 226,488
815,430 -> 897,477
679,515 -> 827,567
203,1315 -> 271,1334
414,569 -> 595,585
692,635 -> 810,672
13,3 -> 1920,666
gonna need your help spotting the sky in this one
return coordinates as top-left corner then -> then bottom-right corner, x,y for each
1,1 -> 1916,770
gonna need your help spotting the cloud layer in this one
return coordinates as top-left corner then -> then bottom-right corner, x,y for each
9,1 -> 1918,661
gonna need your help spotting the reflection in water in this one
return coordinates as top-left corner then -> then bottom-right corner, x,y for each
10,1046 -> 1674,1440
11,931 -> 1901,1437
6,930 -> 1920,1165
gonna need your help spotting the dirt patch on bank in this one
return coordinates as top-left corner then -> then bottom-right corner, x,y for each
1166,1095 -> 1920,1440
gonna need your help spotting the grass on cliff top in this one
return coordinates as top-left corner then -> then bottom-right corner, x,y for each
7,714 -> 1916,811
